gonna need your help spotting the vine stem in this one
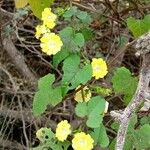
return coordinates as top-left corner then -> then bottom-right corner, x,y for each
112,53 -> 150,150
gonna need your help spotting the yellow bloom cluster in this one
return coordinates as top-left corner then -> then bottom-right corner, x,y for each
72,132 -> 94,150
74,86 -> 91,102
35,8 -> 63,55
55,120 -> 71,142
91,58 -> 108,79
36,120 -> 94,150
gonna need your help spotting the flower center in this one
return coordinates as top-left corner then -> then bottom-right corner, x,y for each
62,128 -> 68,134
79,139 -> 86,146
48,41 -> 55,49
47,16 -> 52,20
94,65 -> 100,72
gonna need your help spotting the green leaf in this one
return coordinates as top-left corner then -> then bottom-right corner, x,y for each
37,128 -> 55,143
87,96 -> 105,114
112,67 -> 138,105
123,114 -> 137,150
109,138 -> 116,150
86,96 -> 106,128
33,74 -> 62,116
127,15 -> 150,38
127,114 -> 137,133
99,125 -> 109,148
86,113 -> 103,128
73,33 -> 85,48
91,124 -> 109,148
71,64 -> 92,89
38,73 -> 54,89
76,10 -> 92,24
81,28 -> 93,41
134,124 -> 150,150
60,27 -> 74,40
63,6 -> 77,19
53,48 -> 69,68
49,141 -> 71,150
98,124 -> 109,148
140,114 -> 150,125
62,54 -> 92,89
62,54 -> 80,85
61,84 -> 69,97
75,96 -> 106,128
111,121 -> 119,131
57,141 -> 71,150
60,27 -> 85,52
49,87 -> 62,106
76,11 -> 87,20
75,102 -> 88,117
59,27 -> 75,52
28,0 -> 54,18
124,134 -> 135,150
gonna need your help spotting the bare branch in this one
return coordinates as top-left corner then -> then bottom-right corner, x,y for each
3,38 -> 38,85
110,31 -> 150,150
115,53 -> 150,150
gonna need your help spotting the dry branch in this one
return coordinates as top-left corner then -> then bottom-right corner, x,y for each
111,32 -> 150,150
0,7 -> 37,85
116,54 -> 150,150
3,38 -> 37,85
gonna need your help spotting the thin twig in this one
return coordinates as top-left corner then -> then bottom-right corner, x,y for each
0,63 -> 17,92
18,97 -> 29,149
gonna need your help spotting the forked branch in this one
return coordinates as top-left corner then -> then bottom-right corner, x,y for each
111,31 -> 150,150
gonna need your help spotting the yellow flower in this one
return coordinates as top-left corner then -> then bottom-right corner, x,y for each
55,120 -> 71,142
42,8 -> 57,29
72,132 -> 94,150
40,32 -> 63,55
35,24 -> 49,39
91,58 -> 108,79
74,86 -> 91,102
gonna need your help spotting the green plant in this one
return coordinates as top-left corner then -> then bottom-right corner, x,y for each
30,6 -> 109,150
127,14 -> 150,38
13,1 -> 150,149
112,67 -> 138,105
